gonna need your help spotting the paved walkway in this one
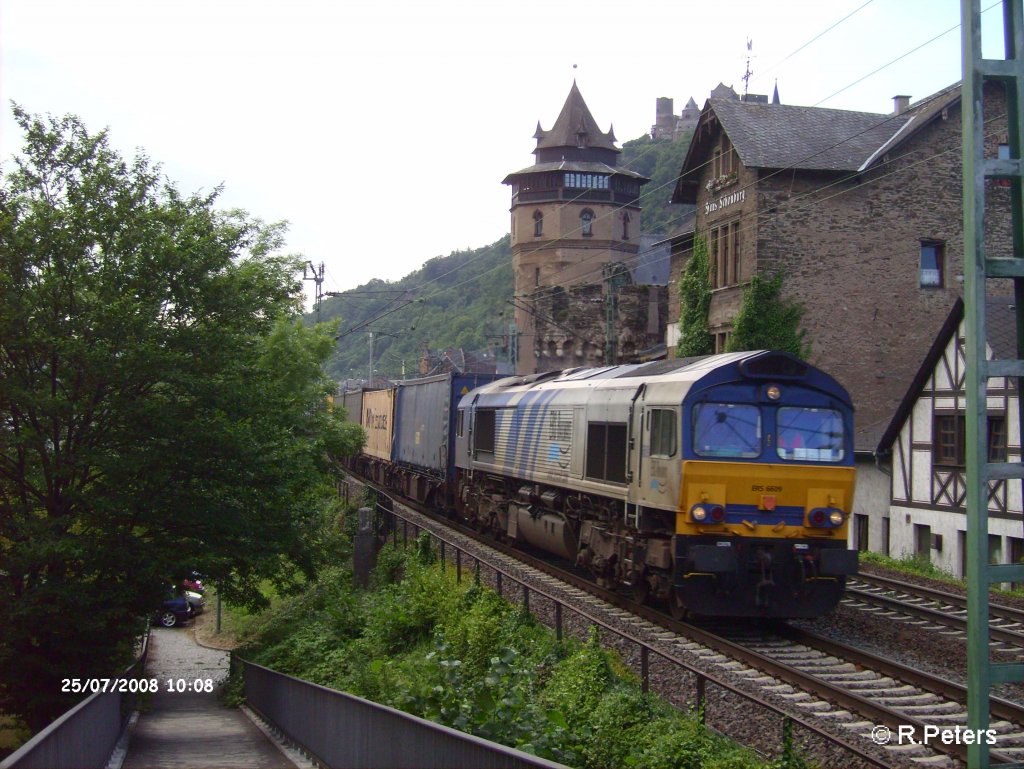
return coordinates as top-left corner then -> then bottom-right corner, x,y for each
121,626 -> 296,769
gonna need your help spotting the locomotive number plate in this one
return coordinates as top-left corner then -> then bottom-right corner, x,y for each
751,484 -> 782,492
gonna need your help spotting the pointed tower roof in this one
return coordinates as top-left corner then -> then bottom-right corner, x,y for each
534,82 -> 618,153
772,80 -> 780,105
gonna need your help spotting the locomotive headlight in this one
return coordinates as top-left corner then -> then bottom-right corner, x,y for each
766,385 -> 782,400
807,507 -> 845,528
691,505 -> 708,521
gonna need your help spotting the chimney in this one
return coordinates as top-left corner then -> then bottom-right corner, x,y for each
893,95 -> 911,114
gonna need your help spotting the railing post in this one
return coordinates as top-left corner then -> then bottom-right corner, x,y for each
696,674 -> 706,725
555,603 -> 563,641
641,646 -> 649,694
522,585 -> 529,613
496,570 -> 503,597
456,549 -> 462,584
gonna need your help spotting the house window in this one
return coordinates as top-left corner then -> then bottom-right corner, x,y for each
933,413 -> 1006,466
989,415 -> 1007,462
533,210 -> 543,237
580,209 -> 594,237
997,144 -> 1012,187
933,414 -> 963,465
622,212 -> 630,240
709,228 -> 721,288
731,221 -> 741,283
920,240 -> 945,287
708,222 -> 741,287
914,523 -> 932,560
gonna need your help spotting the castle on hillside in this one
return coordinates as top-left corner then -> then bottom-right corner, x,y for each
652,83 -> 779,141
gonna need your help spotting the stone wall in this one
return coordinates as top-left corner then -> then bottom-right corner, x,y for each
530,283 -> 667,372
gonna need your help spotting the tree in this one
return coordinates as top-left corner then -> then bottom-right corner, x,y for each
675,234 -> 714,357
0,107 -> 363,729
726,272 -> 809,357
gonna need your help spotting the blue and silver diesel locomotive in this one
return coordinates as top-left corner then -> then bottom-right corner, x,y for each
452,351 -> 857,619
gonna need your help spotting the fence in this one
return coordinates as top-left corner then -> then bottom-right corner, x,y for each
375,498 -> 889,769
0,632 -> 149,769
239,658 -> 566,769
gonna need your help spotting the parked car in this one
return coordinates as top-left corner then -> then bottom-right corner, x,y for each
155,592 -> 194,628
184,589 -> 205,615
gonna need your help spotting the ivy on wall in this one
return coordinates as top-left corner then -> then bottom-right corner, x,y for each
675,234 -> 714,357
726,272 -> 809,357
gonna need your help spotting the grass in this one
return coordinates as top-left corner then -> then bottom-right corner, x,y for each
860,550 -> 1024,599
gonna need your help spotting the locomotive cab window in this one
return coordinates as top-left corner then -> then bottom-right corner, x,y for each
648,408 -> 677,457
474,409 -> 496,456
693,403 -> 761,458
776,407 -> 844,462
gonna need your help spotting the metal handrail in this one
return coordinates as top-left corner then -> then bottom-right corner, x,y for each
0,630 -> 150,769
379,501 -> 890,769
239,658 -> 567,769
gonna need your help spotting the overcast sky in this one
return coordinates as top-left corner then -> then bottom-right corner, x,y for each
0,0 -> 1005,306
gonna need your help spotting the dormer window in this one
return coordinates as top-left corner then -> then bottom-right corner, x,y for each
533,210 -> 543,237
580,209 -> 594,237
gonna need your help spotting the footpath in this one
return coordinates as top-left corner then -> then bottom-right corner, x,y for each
118,622 -> 298,769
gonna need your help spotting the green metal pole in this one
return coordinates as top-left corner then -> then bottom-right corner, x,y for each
962,2 -> 990,767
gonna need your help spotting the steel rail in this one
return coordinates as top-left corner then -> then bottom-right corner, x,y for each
846,584 -> 1024,648
852,572 -> 1024,627
354,474 -> 1024,766
352,479 -> 890,768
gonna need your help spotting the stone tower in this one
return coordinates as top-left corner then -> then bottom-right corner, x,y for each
502,82 -> 648,374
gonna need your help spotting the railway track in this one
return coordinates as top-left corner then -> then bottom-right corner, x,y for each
354,477 -> 1024,766
844,573 -> 1024,652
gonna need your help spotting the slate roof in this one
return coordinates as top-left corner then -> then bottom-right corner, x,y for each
672,83 -> 964,204
875,297 -> 1020,455
710,98 -> 910,172
534,81 -> 618,153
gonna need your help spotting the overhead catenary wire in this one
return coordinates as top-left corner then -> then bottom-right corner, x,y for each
325,2 -> 1000,353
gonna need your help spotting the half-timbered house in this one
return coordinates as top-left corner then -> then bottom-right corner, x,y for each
875,297 -> 1023,574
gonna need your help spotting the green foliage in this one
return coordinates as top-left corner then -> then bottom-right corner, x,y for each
0,107 -> 361,729
726,273 -> 809,357
676,234 -> 714,357
315,237 -> 513,382
859,551 -> 957,584
621,133 -> 695,235
237,541 -> 771,769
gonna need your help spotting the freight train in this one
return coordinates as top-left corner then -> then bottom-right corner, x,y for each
341,351 -> 858,619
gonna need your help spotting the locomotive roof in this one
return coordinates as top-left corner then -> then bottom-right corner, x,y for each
465,351 -> 851,406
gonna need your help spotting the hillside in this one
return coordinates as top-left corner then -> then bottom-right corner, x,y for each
314,131 -> 693,382
317,236 -> 513,383
620,130 -> 694,235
